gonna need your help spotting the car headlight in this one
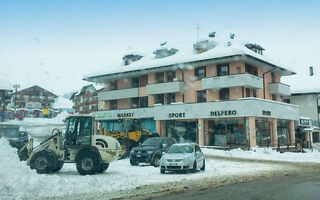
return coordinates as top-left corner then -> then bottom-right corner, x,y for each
147,150 -> 153,154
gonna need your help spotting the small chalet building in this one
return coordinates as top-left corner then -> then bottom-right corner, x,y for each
10,85 -> 58,117
84,33 -> 300,149
70,84 -> 100,114
0,77 -> 12,119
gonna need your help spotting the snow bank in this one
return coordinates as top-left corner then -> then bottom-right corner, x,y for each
1,112 -> 68,126
202,147 -> 320,163
0,137 -> 278,200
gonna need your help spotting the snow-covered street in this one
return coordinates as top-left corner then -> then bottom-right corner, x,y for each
0,137 -> 284,200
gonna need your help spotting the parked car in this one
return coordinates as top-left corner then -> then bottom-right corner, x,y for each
8,131 -> 29,150
130,137 -> 176,167
160,143 -> 205,174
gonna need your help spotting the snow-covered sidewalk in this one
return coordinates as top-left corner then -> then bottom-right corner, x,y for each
0,138 -> 282,200
202,147 -> 320,163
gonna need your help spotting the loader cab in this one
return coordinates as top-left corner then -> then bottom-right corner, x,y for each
65,115 -> 94,147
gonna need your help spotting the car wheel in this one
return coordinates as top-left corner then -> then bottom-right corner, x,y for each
130,159 -> 139,166
191,161 -> 197,173
30,150 -> 57,174
200,160 -> 205,171
160,169 -> 165,174
152,155 -> 161,167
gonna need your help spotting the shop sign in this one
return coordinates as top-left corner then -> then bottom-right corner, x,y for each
210,110 -> 237,117
262,110 -> 271,116
300,119 -> 310,126
169,112 -> 186,118
117,113 -> 134,118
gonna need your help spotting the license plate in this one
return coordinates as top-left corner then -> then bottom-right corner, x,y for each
170,163 -> 177,166
136,154 -> 141,158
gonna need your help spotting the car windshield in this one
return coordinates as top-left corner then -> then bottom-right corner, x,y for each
142,138 -> 161,146
167,145 -> 193,154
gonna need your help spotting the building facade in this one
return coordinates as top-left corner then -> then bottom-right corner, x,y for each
70,84 -> 99,114
10,85 -> 58,117
85,36 -> 300,148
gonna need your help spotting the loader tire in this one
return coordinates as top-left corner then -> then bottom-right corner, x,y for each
52,161 -> 64,173
76,151 -> 100,175
30,150 -> 57,174
97,163 -> 109,173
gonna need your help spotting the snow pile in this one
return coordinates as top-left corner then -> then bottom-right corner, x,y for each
0,137 -> 279,200
54,111 -> 70,122
202,147 -> 320,163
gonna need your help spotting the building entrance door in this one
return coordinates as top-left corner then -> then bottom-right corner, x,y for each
256,120 -> 271,147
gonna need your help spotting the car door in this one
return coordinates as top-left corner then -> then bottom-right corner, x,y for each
195,145 -> 204,168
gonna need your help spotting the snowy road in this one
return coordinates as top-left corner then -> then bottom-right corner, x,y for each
1,138 -> 286,200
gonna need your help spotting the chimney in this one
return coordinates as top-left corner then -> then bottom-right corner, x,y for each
310,66 -> 314,76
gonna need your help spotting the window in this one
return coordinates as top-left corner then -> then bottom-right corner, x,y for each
131,77 -> 139,88
272,94 -> 276,101
245,64 -> 258,76
219,88 -> 229,100
110,100 -> 117,110
195,66 -> 206,80
167,71 -> 176,82
197,90 -> 206,103
140,75 -> 148,87
271,72 -> 276,83
155,94 -> 164,104
110,80 -> 117,90
253,89 -> 257,97
217,64 -> 229,76
131,98 -> 139,108
140,97 -> 148,108
167,93 -> 175,104
246,88 -> 250,97
156,72 -> 164,83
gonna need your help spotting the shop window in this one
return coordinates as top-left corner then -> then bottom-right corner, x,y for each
245,64 -> 258,76
256,120 -> 271,147
131,77 -> 139,88
155,94 -> 164,104
110,100 -> 117,110
195,66 -> 206,80
197,90 -> 206,103
167,71 -> 176,82
140,75 -> 148,87
219,88 -> 229,100
156,72 -> 164,83
212,119 -> 247,146
217,64 -> 229,76
131,97 -> 139,108
167,93 -> 175,104
140,97 -> 148,108
246,88 -> 250,97
110,80 -> 117,90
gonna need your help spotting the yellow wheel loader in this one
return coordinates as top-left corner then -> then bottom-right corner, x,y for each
103,119 -> 159,158
19,114 -> 121,175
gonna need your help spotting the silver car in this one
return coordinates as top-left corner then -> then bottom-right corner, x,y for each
160,143 -> 205,174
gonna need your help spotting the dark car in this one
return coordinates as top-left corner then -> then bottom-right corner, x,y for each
130,137 -> 176,167
8,131 -> 29,150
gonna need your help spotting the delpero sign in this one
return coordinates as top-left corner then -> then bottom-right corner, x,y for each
210,110 -> 237,117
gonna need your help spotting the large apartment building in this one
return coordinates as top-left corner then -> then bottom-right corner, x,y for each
84,35 -> 299,148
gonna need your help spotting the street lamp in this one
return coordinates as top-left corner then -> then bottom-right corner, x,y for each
12,84 -> 20,115
317,95 -> 320,127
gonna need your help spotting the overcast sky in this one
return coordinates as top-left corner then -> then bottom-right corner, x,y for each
1,0 -> 319,95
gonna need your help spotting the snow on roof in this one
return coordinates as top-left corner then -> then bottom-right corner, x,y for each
84,36 -> 296,80
53,96 -> 73,109
0,76 -> 12,90
282,70 -> 320,94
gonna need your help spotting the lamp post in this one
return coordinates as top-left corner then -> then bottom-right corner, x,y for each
12,84 -> 20,116
317,95 -> 320,127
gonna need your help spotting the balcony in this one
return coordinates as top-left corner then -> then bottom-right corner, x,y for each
146,81 -> 184,95
268,83 -> 291,96
98,88 -> 139,101
202,73 -> 263,90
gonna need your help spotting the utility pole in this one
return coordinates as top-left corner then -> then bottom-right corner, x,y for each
12,84 -> 20,115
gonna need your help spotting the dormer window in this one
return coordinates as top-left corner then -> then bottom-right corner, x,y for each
122,54 -> 143,66
153,47 -> 178,59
